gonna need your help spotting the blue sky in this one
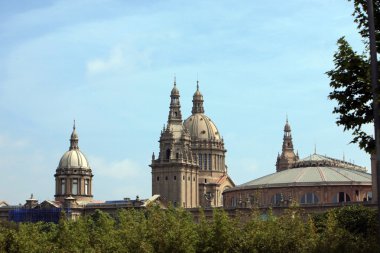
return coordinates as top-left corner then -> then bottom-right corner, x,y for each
0,0 -> 370,204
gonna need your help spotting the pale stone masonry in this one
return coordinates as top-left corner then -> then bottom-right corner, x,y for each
151,80 -> 235,208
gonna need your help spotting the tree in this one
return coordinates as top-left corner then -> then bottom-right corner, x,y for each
327,0 -> 380,153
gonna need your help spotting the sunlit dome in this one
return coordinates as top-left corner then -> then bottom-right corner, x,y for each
58,123 -> 90,170
184,114 -> 221,141
58,149 -> 90,169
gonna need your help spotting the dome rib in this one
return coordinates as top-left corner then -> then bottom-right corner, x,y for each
184,114 -> 221,141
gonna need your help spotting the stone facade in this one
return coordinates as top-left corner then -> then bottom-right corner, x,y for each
151,81 -> 234,208
224,120 -> 372,208
54,123 -> 93,202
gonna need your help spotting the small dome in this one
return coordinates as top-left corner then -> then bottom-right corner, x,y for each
184,114 -> 221,140
58,149 -> 90,169
194,89 -> 202,97
71,128 -> 78,139
171,85 -> 179,95
284,121 -> 291,132
193,81 -> 203,98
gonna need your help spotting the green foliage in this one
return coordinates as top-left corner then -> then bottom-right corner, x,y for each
145,205 -> 198,253
327,0 -> 380,153
349,0 -> 380,50
327,37 -> 373,152
0,206 -> 378,253
313,205 -> 380,253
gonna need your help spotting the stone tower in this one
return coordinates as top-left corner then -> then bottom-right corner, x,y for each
150,81 -> 199,208
55,122 -> 93,202
184,81 -> 235,207
276,118 -> 299,172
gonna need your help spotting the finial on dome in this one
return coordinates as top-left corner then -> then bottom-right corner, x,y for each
174,74 -> 176,86
69,122 -> 79,150
314,144 -> 317,154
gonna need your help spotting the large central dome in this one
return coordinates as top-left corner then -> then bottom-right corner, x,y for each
58,149 -> 89,169
184,114 -> 221,140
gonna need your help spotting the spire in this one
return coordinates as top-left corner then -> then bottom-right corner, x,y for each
192,80 -> 205,114
276,117 -> 297,172
69,120 -> 79,150
168,80 -> 182,124
282,118 -> 293,150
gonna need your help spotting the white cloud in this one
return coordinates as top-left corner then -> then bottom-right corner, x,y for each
85,45 -> 153,76
86,46 -> 125,75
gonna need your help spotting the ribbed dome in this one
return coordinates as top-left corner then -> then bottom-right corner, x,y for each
58,149 -> 90,169
226,153 -> 370,192
235,166 -> 371,189
184,114 -> 221,140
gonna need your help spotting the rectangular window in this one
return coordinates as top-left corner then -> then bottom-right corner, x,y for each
199,154 -> 202,169
209,154 -> 212,170
204,154 -> 207,170
306,192 -> 313,203
85,179 -> 89,195
72,179 -> 78,195
61,179 -> 66,194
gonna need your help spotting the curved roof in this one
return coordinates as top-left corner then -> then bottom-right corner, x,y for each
58,149 -> 90,169
226,166 -> 371,192
184,114 -> 221,141
294,154 -> 366,172
171,84 -> 179,95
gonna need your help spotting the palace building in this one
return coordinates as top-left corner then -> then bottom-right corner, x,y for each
0,79 -> 374,222
223,120 -> 372,208
150,80 -> 235,208
54,122 -> 94,203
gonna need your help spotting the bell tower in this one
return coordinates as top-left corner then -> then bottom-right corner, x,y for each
276,118 -> 299,172
150,80 -> 199,207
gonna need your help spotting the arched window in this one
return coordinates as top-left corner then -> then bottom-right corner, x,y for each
362,192 -> 372,201
332,192 -> 351,203
231,197 -> 236,207
300,192 -> 319,204
367,192 -> 373,201
271,193 -> 283,205
166,149 -> 171,160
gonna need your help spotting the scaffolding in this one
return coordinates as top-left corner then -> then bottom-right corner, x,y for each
8,208 -> 71,223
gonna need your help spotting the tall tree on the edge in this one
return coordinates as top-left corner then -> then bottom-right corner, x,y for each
327,0 -> 380,153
